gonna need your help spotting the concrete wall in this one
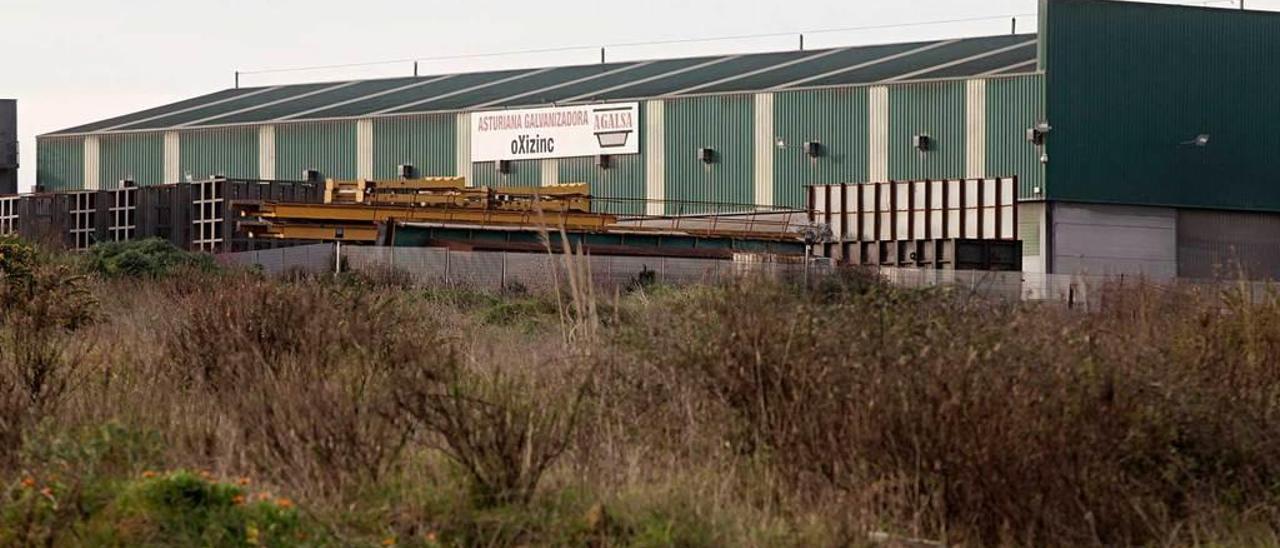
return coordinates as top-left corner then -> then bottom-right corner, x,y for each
1049,201 -> 1177,279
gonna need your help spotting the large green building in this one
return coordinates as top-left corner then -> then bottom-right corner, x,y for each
36,0 -> 1280,279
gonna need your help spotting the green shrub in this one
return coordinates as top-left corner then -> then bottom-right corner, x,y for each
86,238 -> 216,279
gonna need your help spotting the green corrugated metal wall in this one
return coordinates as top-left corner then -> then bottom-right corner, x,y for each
663,95 -> 753,214
470,159 -> 541,188
888,81 -> 966,180
275,121 -> 357,181
180,127 -> 258,180
36,138 -> 84,192
372,114 -> 456,179
99,133 -> 164,186
773,88 -> 870,207
560,155 -> 645,215
1044,0 -> 1280,211
986,74 -> 1045,199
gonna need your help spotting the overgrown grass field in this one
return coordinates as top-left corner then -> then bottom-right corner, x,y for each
1,237 -> 1280,546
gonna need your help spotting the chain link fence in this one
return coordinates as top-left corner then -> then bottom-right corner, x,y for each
218,244 -> 1276,308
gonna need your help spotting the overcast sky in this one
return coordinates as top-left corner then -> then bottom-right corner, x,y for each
1,0 -> 1258,191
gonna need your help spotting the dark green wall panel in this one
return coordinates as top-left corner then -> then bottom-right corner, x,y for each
986,74 -> 1046,199
275,121 -> 357,181
372,114 -> 456,179
888,81 -> 966,181
1044,0 -> 1280,211
180,127 -> 258,180
99,133 -> 163,186
773,88 -> 870,208
663,95 -> 753,214
470,159 -> 541,188
36,137 -> 83,192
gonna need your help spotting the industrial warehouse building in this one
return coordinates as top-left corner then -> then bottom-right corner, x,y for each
0,100 -> 15,195
34,0 -> 1280,279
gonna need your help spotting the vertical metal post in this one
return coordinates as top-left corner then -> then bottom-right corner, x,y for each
500,251 -> 508,290
414,61 -> 419,77
799,34 -> 805,51
600,47 -> 606,64
334,240 -> 342,273
444,248 -> 451,284
1011,17 -> 1017,35
234,71 -> 240,89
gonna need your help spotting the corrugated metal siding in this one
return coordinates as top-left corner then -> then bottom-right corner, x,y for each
98,133 -> 164,186
986,74 -> 1045,199
887,80 -> 966,181
662,94 -> 753,214
275,121 -> 357,181
560,154 -> 645,215
1044,0 -> 1280,211
180,127 -> 259,180
36,137 -> 84,191
1177,208 -> 1280,280
470,159 -> 541,188
772,88 -> 870,208
372,114 -> 456,179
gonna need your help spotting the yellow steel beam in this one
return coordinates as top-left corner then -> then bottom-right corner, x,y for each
245,201 -> 617,231
369,177 -> 466,190
242,222 -> 379,242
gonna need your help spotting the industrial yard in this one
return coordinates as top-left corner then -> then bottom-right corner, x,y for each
7,0 -> 1280,545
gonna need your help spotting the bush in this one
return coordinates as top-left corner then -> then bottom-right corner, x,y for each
86,238 -> 216,278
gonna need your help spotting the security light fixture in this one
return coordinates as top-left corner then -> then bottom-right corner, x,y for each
496,159 -> 512,174
1027,122 -> 1053,145
397,164 -> 415,179
803,141 -> 824,158
119,179 -> 136,189
697,147 -> 717,164
1181,134 -> 1211,147
912,134 -> 931,152
595,154 -> 612,169
302,169 -> 320,183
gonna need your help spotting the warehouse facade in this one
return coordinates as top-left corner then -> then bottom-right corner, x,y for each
34,0 -> 1280,279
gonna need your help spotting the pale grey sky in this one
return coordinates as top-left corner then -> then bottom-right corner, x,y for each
1,0 -> 1260,190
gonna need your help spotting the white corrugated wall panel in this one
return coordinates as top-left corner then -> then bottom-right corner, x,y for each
644,99 -> 665,216
965,79 -> 986,178
456,112 -> 472,185
258,125 -> 276,180
753,93 -> 774,207
868,86 -> 889,182
163,131 -> 180,183
356,119 -> 374,180
83,136 -> 100,190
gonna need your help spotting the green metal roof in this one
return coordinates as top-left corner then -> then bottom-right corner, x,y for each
47,33 -> 1037,136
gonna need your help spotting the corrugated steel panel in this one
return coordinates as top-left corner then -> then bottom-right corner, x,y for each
180,126 -> 259,180
54,88 -> 258,134
1052,202 -> 1176,278
115,84 -> 336,131
1177,208 -> 1280,280
296,71 -> 529,120
470,159 -> 541,188
98,133 -> 164,187
644,100 -> 665,216
275,121 -> 357,181
964,79 -> 986,178
662,95 -> 754,214
36,137 -> 84,191
410,63 -> 634,111
372,114 -> 456,179
888,80 -> 966,180
773,87 -> 870,208
753,93 -> 774,206
985,73 -> 1045,199
1044,0 -> 1280,211
560,107 -> 647,215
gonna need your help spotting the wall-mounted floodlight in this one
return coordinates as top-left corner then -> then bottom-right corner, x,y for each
496,159 -> 512,174
803,141 -> 824,158
912,134 -> 931,152
1180,134 -> 1211,147
697,147 -> 717,164
397,164 -> 415,179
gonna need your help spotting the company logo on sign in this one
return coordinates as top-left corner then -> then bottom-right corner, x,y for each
471,102 -> 640,162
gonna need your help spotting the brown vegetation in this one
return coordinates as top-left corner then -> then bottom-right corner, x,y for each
1,237 -> 1279,546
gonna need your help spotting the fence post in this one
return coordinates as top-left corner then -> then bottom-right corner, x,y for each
334,241 -> 342,274
444,249 -> 451,285
500,252 -> 508,291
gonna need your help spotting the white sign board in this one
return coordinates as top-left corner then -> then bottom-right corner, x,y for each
470,102 -> 640,162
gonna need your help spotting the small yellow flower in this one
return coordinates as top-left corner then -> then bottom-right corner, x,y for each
141,471 -> 157,479
381,537 -> 397,547
274,497 -> 294,509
